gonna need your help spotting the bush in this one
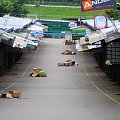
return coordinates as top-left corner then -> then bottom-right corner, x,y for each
105,9 -> 119,20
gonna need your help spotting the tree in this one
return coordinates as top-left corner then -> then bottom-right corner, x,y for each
0,0 -> 28,17
10,0 -> 28,17
105,9 -> 119,20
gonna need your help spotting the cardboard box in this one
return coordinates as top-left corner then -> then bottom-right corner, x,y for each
71,61 -> 75,66
69,61 -> 73,66
58,62 -> 65,66
65,40 -> 68,45
63,40 -> 72,45
1,93 -> 6,98
72,52 -> 76,55
67,40 -> 72,45
9,90 -> 21,98
30,72 -> 38,77
34,68 -> 42,74
1,93 -> 7,98
63,50 -> 69,55
64,62 -> 70,66
1,93 -> 12,98
6,93 -> 12,98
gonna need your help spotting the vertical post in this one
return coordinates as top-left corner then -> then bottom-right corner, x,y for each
80,0 -> 82,26
0,33 -> 2,42
39,0 -> 40,20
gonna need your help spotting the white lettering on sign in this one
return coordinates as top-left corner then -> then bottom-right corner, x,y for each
92,0 -> 111,5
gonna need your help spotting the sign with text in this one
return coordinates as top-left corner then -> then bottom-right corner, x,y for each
81,0 -> 116,12
94,15 -> 108,30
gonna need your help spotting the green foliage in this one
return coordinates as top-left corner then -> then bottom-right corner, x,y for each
0,0 -> 28,17
35,1 -> 40,7
10,0 -> 28,17
117,0 -> 120,3
105,9 -> 119,20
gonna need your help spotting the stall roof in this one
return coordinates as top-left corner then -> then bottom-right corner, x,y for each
13,36 -> 27,48
0,28 -> 39,48
0,16 -> 33,31
3,32 -> 16,40
88,32 -> 104,44
80,32 -> 104,45
35,22 -> 48,28
80,24 -> 120,45
82,19 -> 120,28
100,25 -> 120,43
80,37 -> 88,45
12,32 -> 39,46
27,25 -> 44,31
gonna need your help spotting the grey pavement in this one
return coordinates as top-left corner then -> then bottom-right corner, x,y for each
0,38 -> 120,120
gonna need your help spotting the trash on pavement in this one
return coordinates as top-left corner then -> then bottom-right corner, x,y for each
30,67 -> 47,77
62,40 -> 73,45
9,90 -> 21,98
0,93 -> 12,99
58,59 -> 78,67
0,90 -> 21,99
61,49 -> 77,55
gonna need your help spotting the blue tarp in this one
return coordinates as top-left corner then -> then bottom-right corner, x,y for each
31,31 -> 43,38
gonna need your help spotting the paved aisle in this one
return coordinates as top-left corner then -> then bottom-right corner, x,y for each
0,38 -> 120,120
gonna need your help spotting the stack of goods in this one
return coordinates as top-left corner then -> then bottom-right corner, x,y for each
30,67 -> 47,77
61,49 -> 76,55
62,40 -> 73,45
58,59 -> 78,67
0,90 -> 21,99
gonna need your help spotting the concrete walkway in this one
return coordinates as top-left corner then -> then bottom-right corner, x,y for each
0,38 -> 120,120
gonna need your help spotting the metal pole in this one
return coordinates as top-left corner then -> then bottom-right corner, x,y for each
80,0 -> 82,26
39,0 -> 40,20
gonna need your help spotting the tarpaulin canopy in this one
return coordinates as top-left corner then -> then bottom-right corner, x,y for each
80,37 -> 88,45
27,25 -> 44,31
0,16 -> 33,31
3,32 -> 16,40
82,19 -> 120,28
27,25 -> 44,38
80,24 -> 120,45
87,32 -> 104,44
1,35 -> 14,46
11,32 -> 39,46
13,36 -> 27,48
79,32 -> 101,45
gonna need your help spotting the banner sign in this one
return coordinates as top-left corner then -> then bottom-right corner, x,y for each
81,0 -> 116,12
94,15 -> 108,30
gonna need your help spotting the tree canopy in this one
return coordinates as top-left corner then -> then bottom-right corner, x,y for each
0,0 -> 28,17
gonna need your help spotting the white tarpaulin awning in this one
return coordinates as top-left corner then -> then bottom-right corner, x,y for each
80,32 -> 100,45
88,32 -> 104,44
27,25 -> 44,31
0,16 -> 33,31
87,45 -> 101,49
82,19 -> 120,28
13,36 -> 27,48
3,32 -> 16,40
79,24 -> 120,45
80,37 -> 88,45
80,32 -> 104,45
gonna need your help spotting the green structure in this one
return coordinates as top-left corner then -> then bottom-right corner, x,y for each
72,29 -> 86,40
39,20 -> 71,38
